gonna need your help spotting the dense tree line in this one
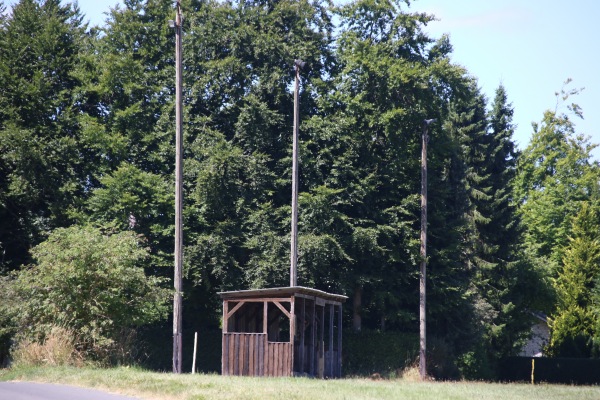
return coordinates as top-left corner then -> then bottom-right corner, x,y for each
513,83 -> 600,358
0,0 -> 599,377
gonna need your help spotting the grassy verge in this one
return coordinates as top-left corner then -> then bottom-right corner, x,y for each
1,366 -> 599,400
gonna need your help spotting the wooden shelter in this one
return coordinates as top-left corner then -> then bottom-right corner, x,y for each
220,286 -> 346,378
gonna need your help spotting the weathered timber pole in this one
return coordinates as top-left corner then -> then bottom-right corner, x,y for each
290,59 -> 304,287
172,0 -> 184,374
419,118 -> 435,381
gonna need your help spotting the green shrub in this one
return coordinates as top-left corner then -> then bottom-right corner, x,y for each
0,279 -> 17,366
6,225 -> 170,365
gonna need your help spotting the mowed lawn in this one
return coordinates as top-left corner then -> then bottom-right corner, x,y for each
1,366 -> 599,400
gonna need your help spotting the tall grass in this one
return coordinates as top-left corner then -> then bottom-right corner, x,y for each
11,327 -> 83,367
1,365 -> 600,400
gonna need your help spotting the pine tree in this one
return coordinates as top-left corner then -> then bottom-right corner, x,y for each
472,85 -> 537,368
437,83 -> 538,377
549,202 -> 600,357
428,83 -> 485,375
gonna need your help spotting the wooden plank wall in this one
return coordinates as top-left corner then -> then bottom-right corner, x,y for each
222,333 -> 265,376
266,341 -> 293,377
222,333 -> 292,377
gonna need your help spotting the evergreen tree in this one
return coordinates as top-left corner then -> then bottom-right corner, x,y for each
549,202 -> 600,357
77,0 -> 183,272
327,0 -> 471,337
460,85 -> 539,373
0,0 -> 87,270
430,82 -> 485,375
478,85 -> 535,362
514,88 -> 600,264
513,85 -> 600,315
436,83 -> 538,377
180,0 -> 337,329
484,85 -> 520,271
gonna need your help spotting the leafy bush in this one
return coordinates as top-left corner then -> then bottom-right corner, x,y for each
0,278 -> 18,366
5,225 -> 170,364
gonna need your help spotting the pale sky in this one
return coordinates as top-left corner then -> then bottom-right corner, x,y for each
4,0 -> 599,157
415,0 -> 599,157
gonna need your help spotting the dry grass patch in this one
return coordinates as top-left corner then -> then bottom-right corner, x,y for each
11,327 -> 83,367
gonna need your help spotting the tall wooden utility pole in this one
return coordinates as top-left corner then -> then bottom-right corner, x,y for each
290,59 -> 304,288
172,0 -> 184,374
419,118 -> 435,381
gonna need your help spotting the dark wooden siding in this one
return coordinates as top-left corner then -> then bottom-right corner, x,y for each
222,333 -> 265,376
222,333 -> 292,377
266,341 -> 292,377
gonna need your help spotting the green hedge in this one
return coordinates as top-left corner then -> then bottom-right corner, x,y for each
139,327 -> 419,376
343,330 -> 418,376
499,357 -> 600,385
138,326 -> 222,373
181,329 -> 419,377
184,329 -> 222,373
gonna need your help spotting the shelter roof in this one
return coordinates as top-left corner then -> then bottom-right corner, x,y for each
218,286 -> 347,303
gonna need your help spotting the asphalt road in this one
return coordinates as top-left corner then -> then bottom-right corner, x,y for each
0,382 -> 143,400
